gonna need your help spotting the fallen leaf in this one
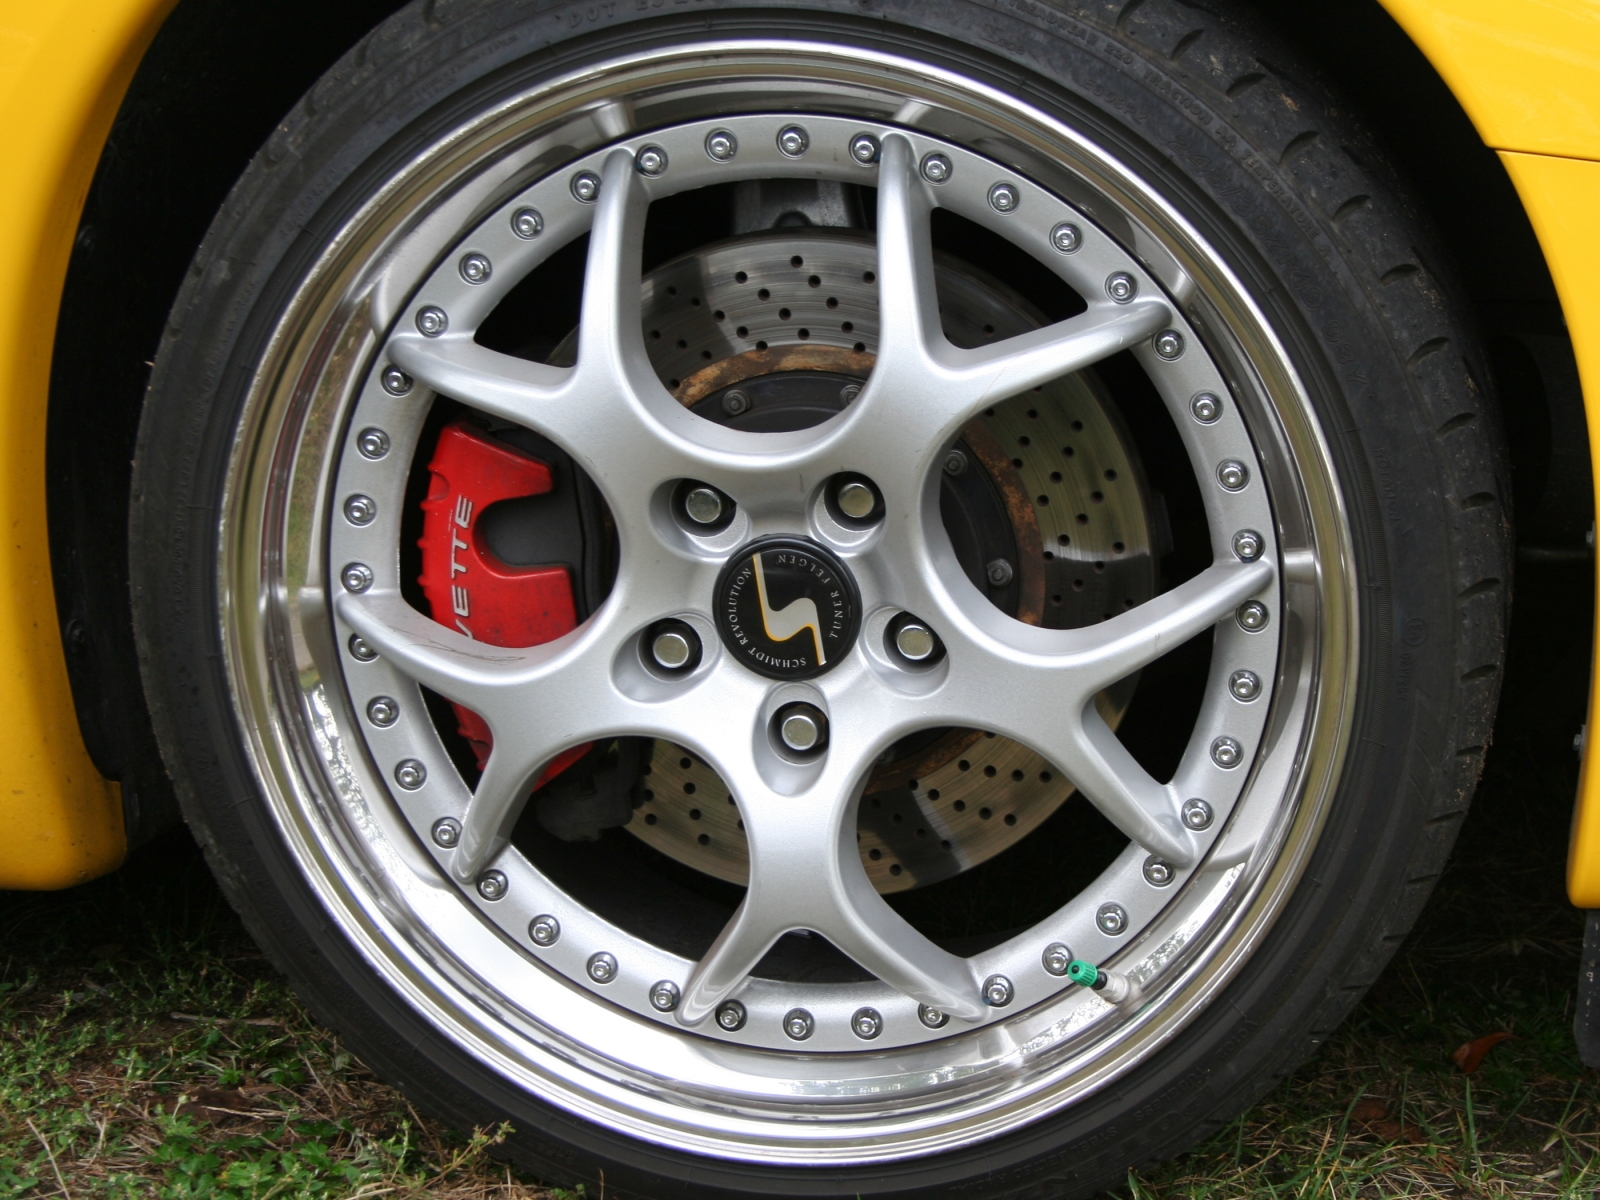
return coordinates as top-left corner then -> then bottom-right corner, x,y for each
1351,1098 -> 1388,1123
1452,1031 -> 1512,1073
1351,1098 -> 1424,1142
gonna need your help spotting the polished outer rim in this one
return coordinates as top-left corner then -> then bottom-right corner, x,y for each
220,38 -> 1356,1164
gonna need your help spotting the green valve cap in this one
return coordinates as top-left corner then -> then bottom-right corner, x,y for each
1067,959 -> 1100,988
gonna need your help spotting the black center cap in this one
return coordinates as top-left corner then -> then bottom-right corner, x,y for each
714,537 -> 860,680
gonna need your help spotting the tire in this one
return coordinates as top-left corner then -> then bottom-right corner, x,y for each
129,1 -> 1508,1196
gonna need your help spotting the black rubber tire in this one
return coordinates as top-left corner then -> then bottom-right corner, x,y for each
129,1 -> 1510,1196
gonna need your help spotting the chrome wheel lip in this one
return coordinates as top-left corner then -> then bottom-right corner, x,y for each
218,36 -> 1357,1165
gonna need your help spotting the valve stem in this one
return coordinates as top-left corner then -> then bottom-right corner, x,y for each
1066,959 -> 1142,1007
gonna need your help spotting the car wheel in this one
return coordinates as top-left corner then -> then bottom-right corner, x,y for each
130,1 -> 1509,1196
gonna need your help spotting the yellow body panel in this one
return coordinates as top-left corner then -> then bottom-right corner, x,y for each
0,0 -> 175,887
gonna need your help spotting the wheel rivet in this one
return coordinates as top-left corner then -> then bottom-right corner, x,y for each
851,1006 -> 883,1039
348,634 -> 377,662
1143,856 -> 1174,886
571,171 -> 600,202
431,818 -> 460,848
477,870 -> 507,901
849,133 -> 880,164
586,951 -> 617,983
341,563 -> 374,593
1229,669 -> 1261,701
1218,460 -> 1249,491
983,974 -> 1014,1007
1182,798 -> 1214,830
1106,273 -> 1137,303
511,207 -> 544,239
716,1000 -> 747,1031
1042,943 -> 1073,976
1097,903 -> 1128,935
986,558 -> 1014,587
1191,392 -> 1221,423
777,125 -> 810,158
634,145 -> 668,176
380,366 -> 412,396
650,626 -> 698,671
722,389 -> 750,416
415,307 -> 448,337
943,449 -> 968,476
837,479 -> 878,519
1051,222 -> 1083,253
988,182 -> 1020,213
394,759 -> 426,790
1154,329 -> 1184,359
777,704 -> 828,754
704,129 -> 738,161
1236,600 -> 1269,631
1211,736 -> 1243,768
918,1004 -> 949,1029
683,486 -> 724,525
649,980 -> 680,1012
458,253 -> 492,284
357,427 -> 390,460
783,1008 -> 815,1040
344,495 -> 376,526
894,619 -> 937,663
1232,530 -> 1264,562
366,696 -> 398,727
528,914 -> 560,946
920,153 -> 952,183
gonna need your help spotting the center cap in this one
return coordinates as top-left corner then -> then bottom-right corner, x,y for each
714,537 -> 861,680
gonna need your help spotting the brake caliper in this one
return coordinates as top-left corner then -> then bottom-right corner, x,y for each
417,419 -> 587,780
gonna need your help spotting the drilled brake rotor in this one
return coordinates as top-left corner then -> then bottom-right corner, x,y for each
612,231 -> 1157,892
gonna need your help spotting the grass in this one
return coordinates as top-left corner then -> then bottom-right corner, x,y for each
0,559 -> 1593,1197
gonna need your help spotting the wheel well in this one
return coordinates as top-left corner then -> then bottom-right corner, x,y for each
46,0 -> 1583,848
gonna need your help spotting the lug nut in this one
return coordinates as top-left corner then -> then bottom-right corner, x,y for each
893,619 -> 937,663
344,494 -> 376,526
920,153 -> 952,183
1096,903 -> 1128,935
511,207 -> 544,238
366,696 -> 398,727
1236,601 -> 1269,632
836,479 -> 878,520
1181,798 -> 1214,830
1191,392 -> 1221,423
348,634 -> 377,662
1218,460 -> 1249,491
851,1006 -> 883,1039
1042,942 -> 1073,976
777,703 -> 828,754
1143,856 -> 1174,886
716,1000 -> 747,1031
570,171 -> 600,202
635,145 -> 668,176
988,182 -> 1020,213
341,563 -> 374,593
394,759 -> 426,790
683,486 -> 725,525
783,1008 -> 815,1040
380,366 -> 412,396
586,951 -> 617,983
1051,222 -> 1083,253
432,817 -> 460,848
649,980 -> 681,1012
986,558 -> 1014,587
1106,273 -> 1137,303
649,624 -> 699,671
415,306 -> 448,337
459,253 -> 492,284
1229,669 -> 1261,701
839,382 -> 862,404
1211,736 -> 1243,768
849,132 -> 880,164
983,974 -> 1014,1007
357,427 -> 390,459
704,129 -> 738,161
722,388 -> 750,416
777,125 -> 810,157
918,1004 -> 949,1029
477,870 -> 507,901
943,449 -> 968,476
1232,529 -> 1264,562
528,914 -> 561,946
1154,330 -> 1184,359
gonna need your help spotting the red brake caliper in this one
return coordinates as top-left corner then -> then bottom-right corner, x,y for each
418,419 -> 589,782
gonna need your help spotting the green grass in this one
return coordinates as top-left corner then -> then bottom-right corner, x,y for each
0,562 -> 1593,1197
